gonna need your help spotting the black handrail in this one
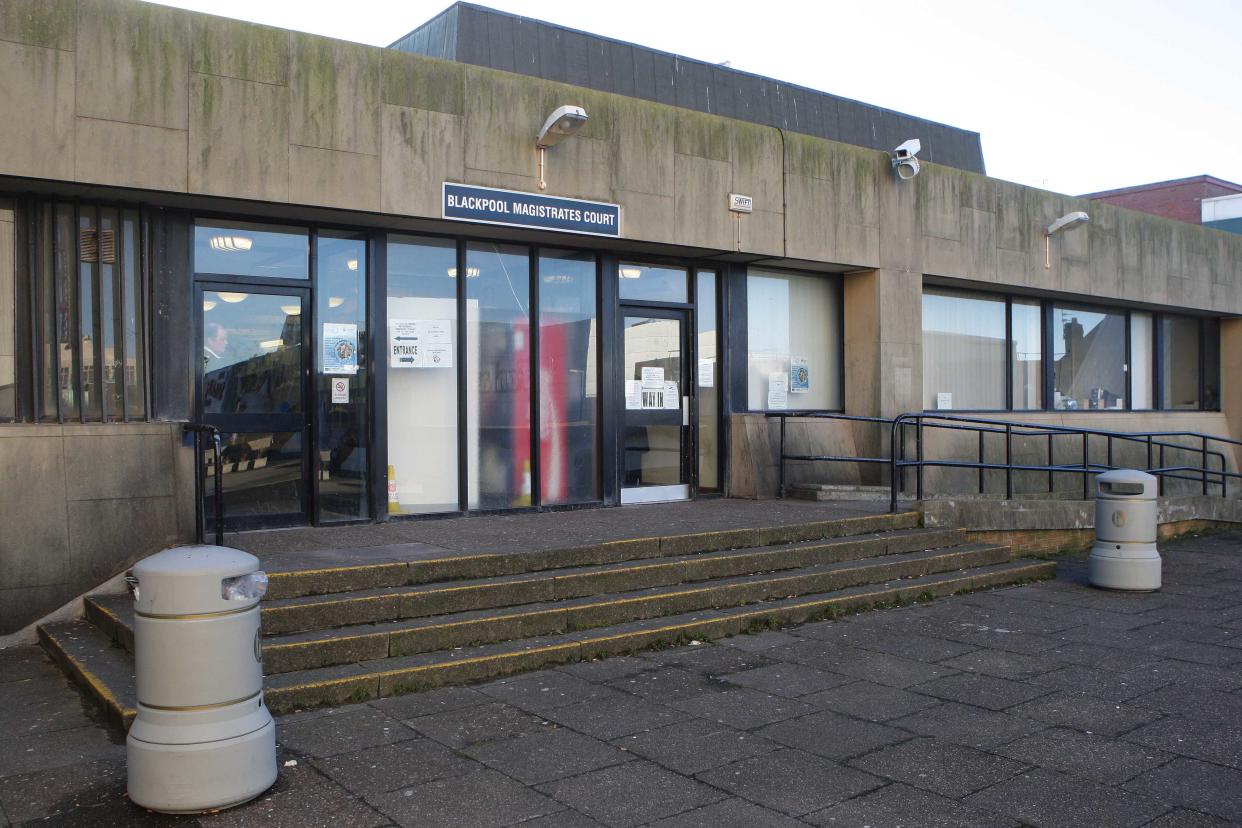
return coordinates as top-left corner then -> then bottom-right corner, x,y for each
184,423 -> 224,546
765,411 -> 1242,513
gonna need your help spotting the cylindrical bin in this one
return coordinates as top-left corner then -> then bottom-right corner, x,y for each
126,545 -> 276,813
1088,469 -> 1161,591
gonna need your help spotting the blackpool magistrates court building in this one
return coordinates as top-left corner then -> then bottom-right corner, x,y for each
1,0 -> 1240,634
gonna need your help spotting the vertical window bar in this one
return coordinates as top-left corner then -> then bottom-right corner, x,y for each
455,238 -> 468,513
1004,296 -> 1013,411
1153,312 -> 1163,410
19,200 -> 38,422
114,207 -> 128,421
529,247 -> 540,508
1124,311 -> 1131,411
1198,317 -> 1206,412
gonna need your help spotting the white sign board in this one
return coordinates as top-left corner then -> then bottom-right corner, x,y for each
698,359 -> 714,388
663,382 -> 679,410
624,380 -> 642,410
767,372 -> 788,410
322,323 -> 358,375
728,193 -> 754,213
641,366 -> 665,389
331,377 -> 349,403
389,319 -> 454,368
936,392 -> 953,410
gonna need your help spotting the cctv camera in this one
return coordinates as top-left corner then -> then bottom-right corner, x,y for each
536,105 -> 589,148
891,139 -> 922,180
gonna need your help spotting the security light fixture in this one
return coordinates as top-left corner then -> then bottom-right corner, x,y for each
535,105 -> 588,190
891,139 -> 922,180
1044,210 -> 1090,267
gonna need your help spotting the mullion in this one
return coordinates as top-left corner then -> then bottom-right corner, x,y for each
529,247 -> 541,508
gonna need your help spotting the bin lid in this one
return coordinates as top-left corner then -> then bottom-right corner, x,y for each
132,545 -> 261,616
1096,468 -> 1158,500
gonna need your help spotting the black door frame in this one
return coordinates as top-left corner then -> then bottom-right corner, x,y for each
195,280 -> 314,531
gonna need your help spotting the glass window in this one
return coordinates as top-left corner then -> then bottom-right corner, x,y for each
1204,318 -> 1220,411
201,291 -> 303,416
467,242 -> 531,509
121,209 -> 145,419
55,204 -> 79,420
1051,304 -> 1126,410
0,200 -> 13,420
696,270 -> 720,491
618,262 -> 687,303
1010,298 -> 1043,410
386,235 -> 459,514
746,269 -> 842,411
316,232 -> 368,522
1130,312 -> 1154,410
922,289 -> 1006,410
194,220 -> 309,279
1161,315 -> 1201,410
538,250 -> 598,506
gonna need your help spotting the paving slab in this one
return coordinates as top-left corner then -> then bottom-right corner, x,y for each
1124,715 -> 1242,770
911,671 -> 1057,711
848,736 -> 1028,798
277,706 -> 419,759
668,687 -> 817,730
719,662 -> 854,697
995,726 -> 1172,785
310,737 -> 478,795
966,767 -> 1171,827
756,710 -> 910,761
695,748 -> 883,817
464,728 -> 632,785
887,701 -> 1045,750
537,760 -> 725,827
406,701 -> 555,749
611,718 -> 779,775
1124,758 -> 1242,822
646,796 -> 806,827
801,679 -> 940,722
804,781 -> 1022,827
1008,690 -> 1165,736
540,694 -> 689,740
367,768 -> 565,827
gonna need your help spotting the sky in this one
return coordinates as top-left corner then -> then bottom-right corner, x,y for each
151,0 -> 1242,196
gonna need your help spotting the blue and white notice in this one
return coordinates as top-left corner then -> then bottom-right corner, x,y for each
442,183 -> 621,238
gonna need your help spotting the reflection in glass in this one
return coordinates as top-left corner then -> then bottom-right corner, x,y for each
1011,299 -> 1042,410
78,211 -> 100,420
1204,318 -> 1220,411
922,289 -> 1006,410
1131,312 -> 1154,409
1161,315 -> 1200,410
467,242 -> 531,509
55,204 -> 79,419
122,210 -> 145,419
538,250 -> 598,505
746,269 -> 841,411
317,232 -> 368,521
204,431 -> 304,527
193,220 -> 309,279
1052,304 -> 1125,410
201,292 -> 302,415
623,315 -> 682,487
618,262 -> 687,303
386,235 -> 459,514
0,201 -> 13,419
696,270 -> 719,491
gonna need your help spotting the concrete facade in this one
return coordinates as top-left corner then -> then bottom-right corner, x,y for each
2,0 -> 1242,631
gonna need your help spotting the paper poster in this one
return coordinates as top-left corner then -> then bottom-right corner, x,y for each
767,372 -> 788,410
389,319 -> 454,368
698,360 -> 714,388
641,388 -> 663,408
936,392 -> 953,410
625,380 -> 642,410
790,357 -> 810,393
641,366 -> 665,389
331,377 -> 349,403
322,323 -> 358,375
663,381 -> 679,410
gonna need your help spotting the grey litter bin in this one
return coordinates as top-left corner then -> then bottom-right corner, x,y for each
1088,469 -> 1161,591
126,545 -> 276,814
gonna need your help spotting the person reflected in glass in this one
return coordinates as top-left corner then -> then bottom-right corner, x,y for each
203,322 -> 232,371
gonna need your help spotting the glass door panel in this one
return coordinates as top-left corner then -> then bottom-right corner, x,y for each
201,287 -> 309,529
621,310 -> 689,503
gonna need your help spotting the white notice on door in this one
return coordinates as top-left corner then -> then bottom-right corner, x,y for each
390,319 -> 420,368
331,377 -> 349,403
625,380 -> 642,410
767,372 -> 788,410
698,359 -> 714,388
663,382 -> 679,409
641,366 -> 665,389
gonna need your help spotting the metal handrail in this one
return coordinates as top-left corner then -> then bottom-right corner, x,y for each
184,423 -> 224,546
765,411 -> 1242,513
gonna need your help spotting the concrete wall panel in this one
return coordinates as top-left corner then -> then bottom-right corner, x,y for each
381,104 -> 465,218
189,73 -> 290,201
289,145 -> 381,213
192,13 -> 288,85
673,153 -> 733,251
0,39 -> 74,180
290,34 -> 380,156
0,0 -> 75,51
62,430 -> 176,501
76,0 -> 190,129
74,116 -> 188,192
382,50 -> 463,115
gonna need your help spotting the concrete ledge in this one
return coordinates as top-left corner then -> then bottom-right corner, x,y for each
920,495 -> 1242,532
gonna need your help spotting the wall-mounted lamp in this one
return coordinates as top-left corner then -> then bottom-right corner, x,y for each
891,139 -> 922,181
1044,211 -> 1089,268
535,105 -> 588,190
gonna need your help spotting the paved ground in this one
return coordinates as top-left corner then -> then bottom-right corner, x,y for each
6,531 -> 1242,826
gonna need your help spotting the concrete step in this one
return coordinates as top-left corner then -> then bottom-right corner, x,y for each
253,527 -> 969,635
262,511 -> 924,600
261,559 -> 1055,713
91,541 -> 1009,675
789,484 -> 892,502
40,557 -> 1055,723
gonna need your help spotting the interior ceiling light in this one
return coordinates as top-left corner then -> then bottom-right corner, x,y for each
328,297 -> 345,308
619,266 -> 642,279
202,299 -> 217,311
209,235 -> 253,252
258,338 -> 282,350
216,292 -> 248,303
542,273 -> 575,283
346,259 -> 359,271
280,304 -> 301,316
448,267 -> 482,278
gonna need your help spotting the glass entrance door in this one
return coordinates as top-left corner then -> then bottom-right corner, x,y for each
620,308 -> 691,504
199,285 -> 310,530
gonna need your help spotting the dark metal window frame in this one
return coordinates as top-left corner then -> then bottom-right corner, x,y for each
5,195 -> 151,424
921,281 -> 1222,414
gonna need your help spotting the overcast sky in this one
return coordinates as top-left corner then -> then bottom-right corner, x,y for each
152,0 -> 1242,196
